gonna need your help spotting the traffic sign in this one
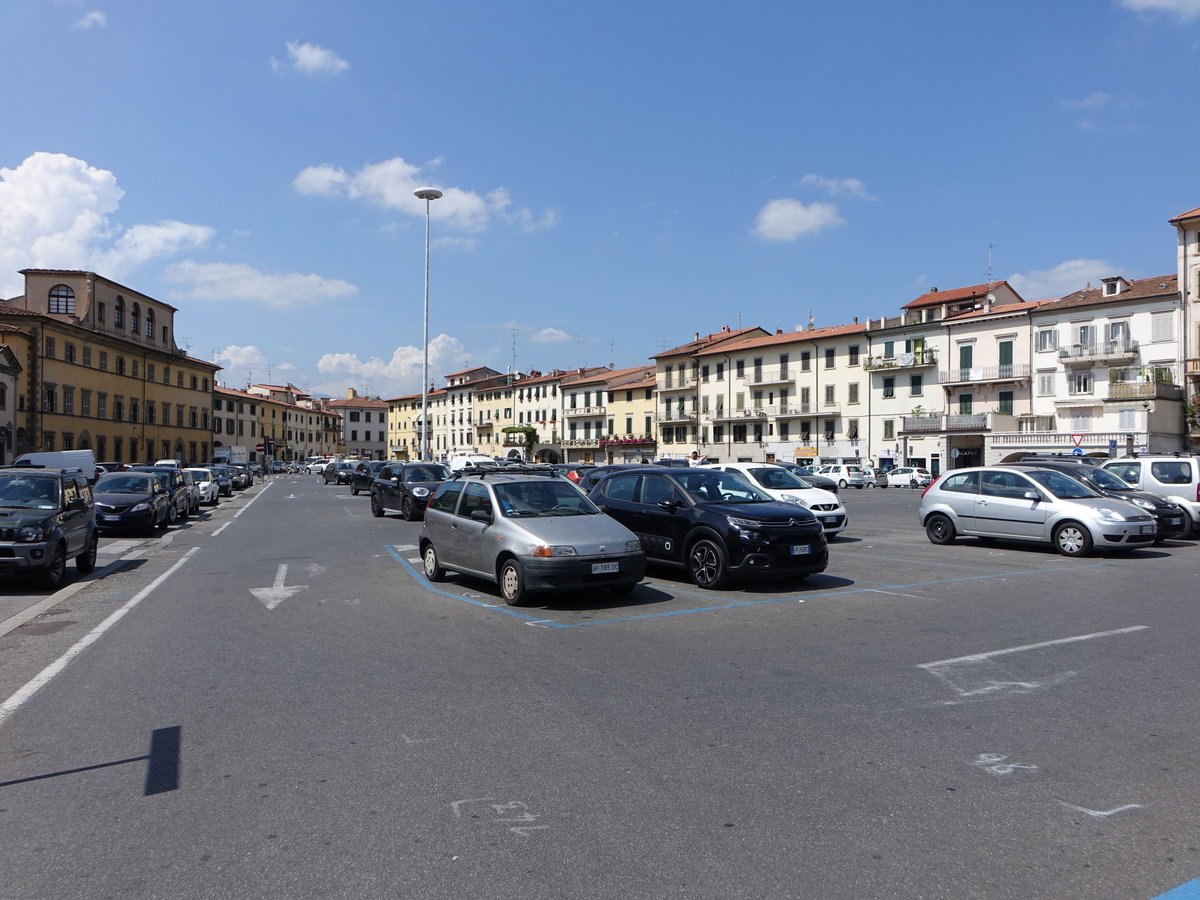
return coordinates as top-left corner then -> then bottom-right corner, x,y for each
1071,434 -> 1084,447
255,443 -> 265,452
1072,447 -> 1083,456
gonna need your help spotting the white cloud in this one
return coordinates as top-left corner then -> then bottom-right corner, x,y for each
162,261 -> 357,309
293,157 -> 555,236
316,333 -> 468,395
214,345 -> 268,370
1008,258 -> 1120,300
1058,92 -> 1111,110
285,41 -> 349,74
530,327 -> 571,344
74,11 -> 107,28
752,199 -> 843,241
1120,0 -> 1200,19
0,152 -> 212,298
800,174 -> 878,201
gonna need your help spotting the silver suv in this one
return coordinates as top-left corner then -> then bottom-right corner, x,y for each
918,465 -> 1156,556
419,466 -> 646,605
1101,456 -> 1200,539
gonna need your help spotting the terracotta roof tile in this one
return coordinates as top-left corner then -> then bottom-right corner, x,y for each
695,322 -> 869,357
902,281 -> 1017,310
1038,274 -> 1178,313
653,325 -> 769,359
1169,206 -> 1200,223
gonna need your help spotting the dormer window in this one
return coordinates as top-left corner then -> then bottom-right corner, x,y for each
1102,277 -> 1128,297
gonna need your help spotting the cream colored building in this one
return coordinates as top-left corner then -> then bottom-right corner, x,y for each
1,269 -> 219,465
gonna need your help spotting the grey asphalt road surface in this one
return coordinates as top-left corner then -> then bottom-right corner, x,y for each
2,476 -> 1199,899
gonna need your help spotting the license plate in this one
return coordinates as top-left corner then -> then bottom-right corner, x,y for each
790,545 -> 811,556
1140,525 -> 1155,535
591,562 -> 619,574
1168,518 -> 1183,526
100,515 -> 120,522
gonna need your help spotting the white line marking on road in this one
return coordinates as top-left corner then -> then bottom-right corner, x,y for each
250,563 -> 307,610
918,626 -> 1149,669
0,547 -> 200,729
1057,801 -> 1142,817
233,480 -> 272,518
866,588 -> 933,601
212,522 -> 231,537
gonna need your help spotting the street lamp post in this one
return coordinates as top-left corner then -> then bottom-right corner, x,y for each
414,187 -> 443,461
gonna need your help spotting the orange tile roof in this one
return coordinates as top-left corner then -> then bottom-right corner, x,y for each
325,397 -> 388,408
695,322 -> 869,357
902,281 -> 1017,310
1169,206 -> 1200,223
653,325 -> 769,359
1038,274 -> 1178,313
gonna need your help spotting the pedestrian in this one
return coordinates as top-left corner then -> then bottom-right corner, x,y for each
688,451 -> 707,466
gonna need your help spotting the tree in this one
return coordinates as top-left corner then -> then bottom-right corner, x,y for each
502,425 -> 538,458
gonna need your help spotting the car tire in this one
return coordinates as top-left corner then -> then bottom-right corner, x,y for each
371,493 -> 384,517
76,533 -> 98,574
40,544 -> 67,590
167,505 -> 178,526
838,479 -> 848,489
1053,521 -> 1094,557
688,537 -> 730,589
499,558 -> 530,606
351,484 -> 360,496
402,497 -> 417,521
156,508 -> 169,530
422,543 -> 445,582
179,502 -> 189,521
925,513 -> 956,545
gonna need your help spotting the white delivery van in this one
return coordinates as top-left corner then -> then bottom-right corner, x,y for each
13,449 -> 98,481
448,454 -> 496,472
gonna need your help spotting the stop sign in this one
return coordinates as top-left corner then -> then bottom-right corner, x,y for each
255,443 -> 265,452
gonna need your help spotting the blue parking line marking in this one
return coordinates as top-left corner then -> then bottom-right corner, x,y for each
1151,878 -> 1200,899
386,544 -> 1115,629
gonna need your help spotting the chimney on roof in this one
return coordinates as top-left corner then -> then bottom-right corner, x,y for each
722,325 -> 730,332
930,287 -> 938,293
775,329 -> 782,335
694,332 -> 700,341
347,387 -> 358,399
853,316 -> 858,324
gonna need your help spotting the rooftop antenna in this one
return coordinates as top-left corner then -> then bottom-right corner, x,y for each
807,310 -> 815,330
510,327 -> 519,375
572,334 -> 584,369
608,339 -> 616,368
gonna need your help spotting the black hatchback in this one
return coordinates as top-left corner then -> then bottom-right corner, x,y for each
588,465 -> 828,589
1006,461 -> 1189,542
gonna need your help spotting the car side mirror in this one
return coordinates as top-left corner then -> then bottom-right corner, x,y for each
657,499 -> 679,512
1023,490 -> 1040,501
470,508 -> 492,523
67,497 -> 87,511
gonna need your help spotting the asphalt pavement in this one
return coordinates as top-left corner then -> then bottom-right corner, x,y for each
1,476 -> 1199,899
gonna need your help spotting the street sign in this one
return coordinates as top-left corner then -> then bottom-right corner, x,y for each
1071,434 -> 1084,447
1072,447 -> 1083,456
1109,439 -> 1118,450
255,443 -> 265,452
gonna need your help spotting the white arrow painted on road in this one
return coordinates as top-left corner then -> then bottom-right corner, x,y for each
1057,801 -> 1142,817
250,564 -> 307,610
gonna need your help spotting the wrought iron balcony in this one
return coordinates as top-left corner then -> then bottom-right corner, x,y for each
1058,340 -> 1140,366
937,364 -> 1031,385
864,350 -> 938,371
564,405 -> 606,418
656,411 -> 697,423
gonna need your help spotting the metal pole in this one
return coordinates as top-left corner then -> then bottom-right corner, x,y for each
414,188 -> 442,462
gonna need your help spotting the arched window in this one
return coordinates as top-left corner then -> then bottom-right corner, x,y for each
130,302 -> 140,334
114,296 -> 125,329
145,308 -> 155,340
48,284 -> 75,315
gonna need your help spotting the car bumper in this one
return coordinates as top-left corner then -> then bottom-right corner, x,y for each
97,510 -> 156,530
0,542 -> 54,572
728,539 -> 828,578
520,552 -> 646,593
1093,521 -> 1157,548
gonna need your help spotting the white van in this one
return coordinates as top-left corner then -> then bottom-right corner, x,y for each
448,454 -> 496,472
1101,456 -> 1200,538
154,459 -> 181,468
13,449 -> 98,481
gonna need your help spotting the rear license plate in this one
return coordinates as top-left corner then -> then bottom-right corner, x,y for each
1140,525 -> 1155,535
790,545 -> 811,556
1168,518 -> 1183,526
591,562 -> 620,574
100,515 -> 120,522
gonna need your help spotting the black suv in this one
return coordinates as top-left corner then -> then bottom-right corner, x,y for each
371,462 -> 449,520
350,460 -> 387,495
130,466 -> 191,525
588,465 -> 828,589
1007,461 -> 1189,542
0,466 -> 99,588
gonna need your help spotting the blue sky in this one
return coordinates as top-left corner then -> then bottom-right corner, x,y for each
3,0 -> 1199,398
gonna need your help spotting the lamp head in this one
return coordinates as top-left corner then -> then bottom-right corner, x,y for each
414,187 -> 443,201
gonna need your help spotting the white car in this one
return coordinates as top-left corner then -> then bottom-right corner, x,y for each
706,462 -> 848,536
817,464 -> 867,489
184,467 -> 221,506
885,467 -> 933,488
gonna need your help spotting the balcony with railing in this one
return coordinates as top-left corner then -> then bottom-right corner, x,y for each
709,408 -> 768,423
901,412 -> 1018,433
656,410 -> 697,424
747,367 -> 795,387
599,434 -> 655,448
1058,340 -> 1140,366
562,437 -> 601,448
864,349 -> 938,371
937,363 -> 1031,385
657,375 -> 697,392
769,403 -> 814,417
564,405 -> 606,418
1105,381 -> 1184,402
1186,358 -> 1200,379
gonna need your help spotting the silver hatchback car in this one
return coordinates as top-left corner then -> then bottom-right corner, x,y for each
918,465 -> 1156,556
419,467 -> 646,605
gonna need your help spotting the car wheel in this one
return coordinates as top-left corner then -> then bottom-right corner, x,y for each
371,493 -> 384,517
499,558 -> 530,606
179,502 -> 189,521
688,537 -> 730,589
167,505 -> 179,526
865,481 -> 876,489
76,533 -> 98,574
422,544 -> 445,582
838,479 -> 848,489
156,508 -> 169,530
1053,521 -> 1093,557
925,513 -> 956,545
402,497 -> 417,521
40,544 -> 67,590
351,484 -> 360,496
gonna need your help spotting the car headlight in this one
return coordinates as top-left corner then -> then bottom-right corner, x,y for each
532,545 -> 577,558
625,539 -> 641,552
1130,497 -> 1155,511
17,526 -> 44,542
412,487 -> 430,497
727,516 -> 763,542
780,495 -> 807,506
1096,508 -> 1127,522
130,502 -> 150,512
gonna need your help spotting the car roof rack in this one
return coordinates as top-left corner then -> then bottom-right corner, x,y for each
451,463 -> 558,479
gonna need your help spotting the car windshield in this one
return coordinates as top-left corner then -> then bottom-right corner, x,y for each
0,475 -> 59,509
676,469 -> 773,503
1024,470 -> 1101,499
406,465 -> 447,482
1086,467 -> 1132,491
188,471 -> 212,482
494,480 -> 599,517
746,466 -> 809,490
97,475 -> 152,494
